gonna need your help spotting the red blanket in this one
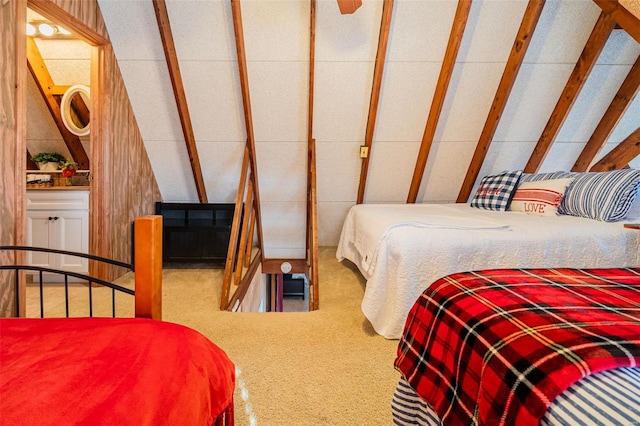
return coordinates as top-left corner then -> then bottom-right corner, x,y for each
395,267 -> 640,425
0,317 -> 234,426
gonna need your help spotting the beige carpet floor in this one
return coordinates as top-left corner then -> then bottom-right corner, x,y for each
26,247 -> 400,425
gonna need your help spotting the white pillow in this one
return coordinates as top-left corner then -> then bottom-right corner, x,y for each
509,178 -> 574,217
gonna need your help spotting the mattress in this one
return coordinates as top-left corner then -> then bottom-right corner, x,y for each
336,203 -> 640,339
0,317 -> 235,426
392,369 -> 640,426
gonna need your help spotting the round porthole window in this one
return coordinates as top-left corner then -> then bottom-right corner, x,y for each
60,84 -> 90,137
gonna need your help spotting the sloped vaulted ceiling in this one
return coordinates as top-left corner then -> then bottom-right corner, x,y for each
96,0 -> 640,257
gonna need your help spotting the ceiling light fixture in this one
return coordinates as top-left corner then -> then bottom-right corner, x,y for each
27,21 -> 74,38
38,23 -> 55,36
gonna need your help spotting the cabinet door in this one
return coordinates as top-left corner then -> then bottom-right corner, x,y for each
56,210 -> 89,273
25,211 -> 55,269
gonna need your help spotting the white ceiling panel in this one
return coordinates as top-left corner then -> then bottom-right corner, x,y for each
260,201 -> 307,254
143,140 -> 198,202
35,39 -> 91,60
313,61 -> 374,142
495,63 -> 574,143
43,59 -> 91,86
417,141 -> 476,202
317,201 -> 354,246
457,0 -> 527,64
386,0 -> 457,63
316,141 -> 361,202
558,64 -> 634,142
608,94 -> 640,144
597,31 -> 640,65
166,0 -> 236,61
524,0 -> 600,64
254,142 -> 307,203
478,141 -> 532,179
437,61 -> 506,142
539,141 -> 585,172
117,60 -> 183,142
241,0 -> 310,62
248,61 -> 309,142
366,141 -> 420,203
197,141 -> 245,203
374,61 -> 440,142
180,60 -> 244,142
97,0 -> 164,61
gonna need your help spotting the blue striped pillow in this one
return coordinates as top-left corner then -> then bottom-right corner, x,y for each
560,169 -> 640,222
519,171 -> 578,184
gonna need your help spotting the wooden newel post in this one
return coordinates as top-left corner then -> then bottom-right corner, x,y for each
134,215 -> 163,320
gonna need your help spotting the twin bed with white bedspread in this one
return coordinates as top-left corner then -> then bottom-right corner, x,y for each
337,202 -> 639,339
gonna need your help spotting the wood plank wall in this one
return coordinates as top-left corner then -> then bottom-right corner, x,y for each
41,0 -> 162,279
1,1 -> 20,317
0,0 -> 161,316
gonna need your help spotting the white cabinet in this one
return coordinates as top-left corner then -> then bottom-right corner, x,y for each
26,190 -> 89,280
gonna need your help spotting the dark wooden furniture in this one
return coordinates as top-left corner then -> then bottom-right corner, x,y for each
155,202 -> 239,264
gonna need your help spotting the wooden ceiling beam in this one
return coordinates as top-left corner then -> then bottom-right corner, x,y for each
589,126 -> 640,171
524,11 -> 616,173
26,37 -> 90,169
593,0 -> 640,43
357,0 -> 394,204
152,0 -> 208,203
456,0 -> 546,203
231,0 -> 265,257
407,0 -> 472,203
50,85 -> 70,95
572,54 -> 640,171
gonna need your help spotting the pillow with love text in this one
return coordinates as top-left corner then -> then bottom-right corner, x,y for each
509,178 -> 574,217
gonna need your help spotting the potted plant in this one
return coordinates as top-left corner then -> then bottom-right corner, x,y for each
30,152 -> 67,171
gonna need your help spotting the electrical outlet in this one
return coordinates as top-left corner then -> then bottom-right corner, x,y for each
359,146 -> 369,158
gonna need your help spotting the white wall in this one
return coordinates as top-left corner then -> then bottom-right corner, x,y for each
97,0 -> 640,253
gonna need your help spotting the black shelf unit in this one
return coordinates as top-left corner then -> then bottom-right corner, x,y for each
155,202 -> 240,264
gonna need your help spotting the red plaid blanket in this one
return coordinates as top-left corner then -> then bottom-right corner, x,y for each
394,267 -> 640,425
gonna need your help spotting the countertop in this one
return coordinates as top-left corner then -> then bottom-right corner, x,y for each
27,186 -> 90,191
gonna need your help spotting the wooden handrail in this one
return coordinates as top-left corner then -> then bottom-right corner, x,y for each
134,215 -> 163,320
308,138 -> 319,311
221,147 -> 250,310
234,180 -> 253,286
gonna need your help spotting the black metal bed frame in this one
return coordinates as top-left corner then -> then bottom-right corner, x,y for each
0,246 -> 134,318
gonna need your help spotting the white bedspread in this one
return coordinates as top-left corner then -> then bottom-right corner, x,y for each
336,203 -> 640,339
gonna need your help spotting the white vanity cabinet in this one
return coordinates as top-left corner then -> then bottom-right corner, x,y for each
26,190 -> 89,279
